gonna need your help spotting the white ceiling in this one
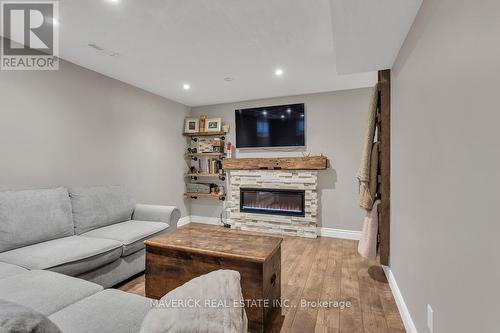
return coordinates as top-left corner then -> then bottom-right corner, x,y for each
331,0 -> 423,74
22,0 -> 420,106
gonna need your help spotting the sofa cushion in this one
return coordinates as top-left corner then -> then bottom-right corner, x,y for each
0,236 -> 122,276
81,220 -> 169,256
49,289 -> 151,333
77,249 -> 145,289
0,270 -> 103,316
0,262 -> 27,279
0,187 -> 74,252
69,186 -> 136,235
0,298 -> 62,333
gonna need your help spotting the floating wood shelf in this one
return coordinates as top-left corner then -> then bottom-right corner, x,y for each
183,131 -> 226,137
184,153 -> 225,158
184,192 -> 225,200
222,156 -> 328,170
184,173 -> 225,177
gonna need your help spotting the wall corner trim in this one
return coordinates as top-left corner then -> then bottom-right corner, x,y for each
177,216 -> 192,227
383,266 -> 418,333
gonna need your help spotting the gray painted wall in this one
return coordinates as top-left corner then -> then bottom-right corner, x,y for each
190,89 -> 371,230
0,57 -> 190,216
392,0 -> 500,332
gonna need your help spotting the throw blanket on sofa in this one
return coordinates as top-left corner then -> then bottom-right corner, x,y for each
0,298 -> 62,333
140,270 -> 247,333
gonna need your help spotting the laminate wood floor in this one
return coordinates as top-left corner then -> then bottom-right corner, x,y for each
118,236 -> 405,333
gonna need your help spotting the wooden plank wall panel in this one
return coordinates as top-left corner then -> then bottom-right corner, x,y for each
378,69 -> 391,266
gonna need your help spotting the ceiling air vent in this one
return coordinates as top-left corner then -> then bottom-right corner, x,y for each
88,43 -> 119,57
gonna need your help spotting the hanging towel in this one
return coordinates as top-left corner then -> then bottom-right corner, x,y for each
358,200 -> 381,260
356,84 -> 379,184
360,142 -> 380,210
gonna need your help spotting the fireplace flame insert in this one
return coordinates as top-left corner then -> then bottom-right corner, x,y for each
240,188 -> 305,217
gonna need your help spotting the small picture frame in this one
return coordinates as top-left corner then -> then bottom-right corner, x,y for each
184,118 -> 199,133
205,118 -> 222,132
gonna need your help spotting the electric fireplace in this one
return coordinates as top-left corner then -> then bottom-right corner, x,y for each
240,188 -> 305,217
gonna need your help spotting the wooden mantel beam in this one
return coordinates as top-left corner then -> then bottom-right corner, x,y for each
222,156 -> 328,170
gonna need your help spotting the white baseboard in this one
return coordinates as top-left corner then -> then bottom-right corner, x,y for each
318,227 -> 361,240
177,215 -> 222,227
178,216 -> 360,241
177,216 -> 191,227
189,215 -> 223,225
383,266 -> 418,333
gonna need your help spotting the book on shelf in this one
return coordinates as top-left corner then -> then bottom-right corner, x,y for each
199,158 -> 221,174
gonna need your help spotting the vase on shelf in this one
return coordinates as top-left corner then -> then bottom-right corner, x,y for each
199,115 -> 207,133
220,200 -> 235,228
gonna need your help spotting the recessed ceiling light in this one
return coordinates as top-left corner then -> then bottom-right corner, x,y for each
286,108 -> 291,113
262,110 -> 267,115
183,83 -> 190,90
280,115 -> 285,119
275,68 -> 284,76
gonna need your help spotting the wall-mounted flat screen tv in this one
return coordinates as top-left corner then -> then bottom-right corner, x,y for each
235,103 -> 305,148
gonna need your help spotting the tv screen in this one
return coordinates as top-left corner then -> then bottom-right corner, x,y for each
235,103 -> 305,148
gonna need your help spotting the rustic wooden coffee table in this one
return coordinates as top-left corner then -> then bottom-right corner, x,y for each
144,223 -> 282,333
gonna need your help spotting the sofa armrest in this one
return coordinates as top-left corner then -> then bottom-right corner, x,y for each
132,204 -> 181,229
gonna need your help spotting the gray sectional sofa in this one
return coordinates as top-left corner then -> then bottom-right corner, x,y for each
0,186 -> 180,288
0,186 -> 180,332
0,266 -> 153,332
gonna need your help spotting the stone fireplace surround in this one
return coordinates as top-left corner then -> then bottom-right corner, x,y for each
229,170 -> 318,238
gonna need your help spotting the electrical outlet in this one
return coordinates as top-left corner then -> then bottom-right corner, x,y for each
427,304 -> 434,333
